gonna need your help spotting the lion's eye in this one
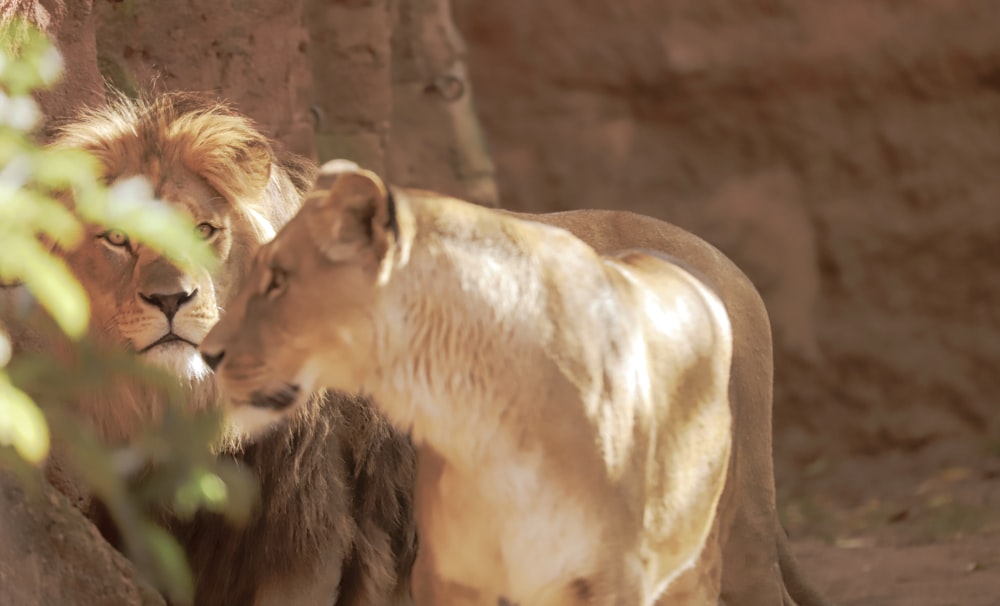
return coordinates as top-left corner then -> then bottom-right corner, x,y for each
196,222 -> 219,240
265,266 -> 288,298
100,229 -> 130,249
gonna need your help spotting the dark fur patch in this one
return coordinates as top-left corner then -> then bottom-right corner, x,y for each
571,577 -> 594,601
166,393 -> 417,606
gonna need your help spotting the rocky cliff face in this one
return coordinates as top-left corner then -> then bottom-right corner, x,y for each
454,0 -> 1000,480
95,0 -> 315,155
0,473 -> 164,606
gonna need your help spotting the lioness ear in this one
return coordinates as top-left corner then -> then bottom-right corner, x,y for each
306,168 -> 395,262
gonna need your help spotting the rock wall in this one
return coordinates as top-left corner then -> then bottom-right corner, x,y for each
306,0 -> 393,171
2,0 -> 105,138
453,0 -> 1000,470
387,0 -> 498,206
95,0 -> 315,156
94,0 -> 498,203
0,472 -> 164,606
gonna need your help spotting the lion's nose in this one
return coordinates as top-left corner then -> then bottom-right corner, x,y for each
140,288 -> 198,320
201,350 -> 225,371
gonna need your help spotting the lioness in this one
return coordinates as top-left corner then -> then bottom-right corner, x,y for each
4,95 -> 417,606
202,164 -> 827,605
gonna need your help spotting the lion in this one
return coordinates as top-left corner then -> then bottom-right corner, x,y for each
14,95 -> 418,606
201,163 -> 830,606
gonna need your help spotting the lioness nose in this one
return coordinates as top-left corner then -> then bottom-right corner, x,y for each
201,350 -> 225,371
140,288 -> 198,320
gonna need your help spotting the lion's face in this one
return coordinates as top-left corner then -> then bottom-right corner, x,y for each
201,167 -> 394,435
62,167 -> 259,381
48,94 -> 310,442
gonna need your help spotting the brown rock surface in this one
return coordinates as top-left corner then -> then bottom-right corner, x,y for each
453,0 -> 1000,482
306,0 -> 393,171
1,0 -> 105,137
454,2 -> 1000,600
387,0 -> 498,206
94,0 -> 315,156
793,532 -> 1000,606
0,472 -> 163,606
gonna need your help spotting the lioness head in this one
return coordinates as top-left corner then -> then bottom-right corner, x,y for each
200,163 -> 398,435
51,93 -> 312,442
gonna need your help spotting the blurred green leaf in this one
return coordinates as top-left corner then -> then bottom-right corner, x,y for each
173,468 -> 228,517
0,145 -> 33,188
1,20 -> 257,604
143,523 -> 195,605
0,22 -> 63,94
29,147 -> 103,189
0,371 -> 50,463
0,233 -> 89,338
0,188 -> 83,247
0,327 -> 10,366
0,91 -> 41,130
209,460 -> 258,525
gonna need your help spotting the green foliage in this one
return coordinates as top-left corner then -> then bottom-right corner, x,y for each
1,22 -> 255,606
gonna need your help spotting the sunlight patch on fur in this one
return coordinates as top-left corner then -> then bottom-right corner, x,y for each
142,343 -> 212,381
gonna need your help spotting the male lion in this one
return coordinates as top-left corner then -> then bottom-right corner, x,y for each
19,95 -> 418,606
201,164 -> 828,605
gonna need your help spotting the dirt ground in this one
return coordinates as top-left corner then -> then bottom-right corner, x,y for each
782,444 -> 1000,604
793,532 -> 1000,606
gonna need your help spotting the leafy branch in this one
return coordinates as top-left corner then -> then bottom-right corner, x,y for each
0,22 -> 255,605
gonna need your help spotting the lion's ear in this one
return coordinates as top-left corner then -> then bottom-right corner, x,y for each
307,168 -> 394,263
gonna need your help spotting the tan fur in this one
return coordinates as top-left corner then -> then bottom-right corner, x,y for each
24,97 -> 418,606
202,166 -> 747,604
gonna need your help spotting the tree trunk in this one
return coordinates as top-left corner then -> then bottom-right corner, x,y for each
305,0 -> 394,172
388,0 -> 498,206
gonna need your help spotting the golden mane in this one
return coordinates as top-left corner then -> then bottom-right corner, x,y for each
52,91 -> 311,228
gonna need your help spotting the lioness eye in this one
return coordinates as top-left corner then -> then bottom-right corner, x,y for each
265,266 -> 287,297
100,229 -> 130,249
196,222 -> 219,240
